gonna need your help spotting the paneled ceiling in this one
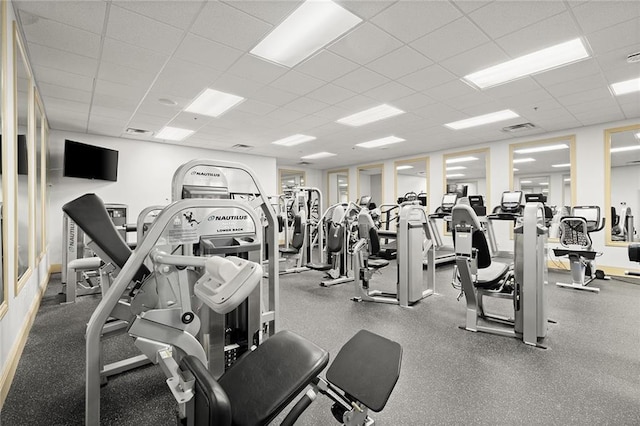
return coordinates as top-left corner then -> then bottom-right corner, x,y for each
13,0 -> 640,169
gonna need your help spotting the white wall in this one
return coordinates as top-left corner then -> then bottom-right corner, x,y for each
48,131 -> 277,264
396,175 -> 425,199
323,118 -> 640,271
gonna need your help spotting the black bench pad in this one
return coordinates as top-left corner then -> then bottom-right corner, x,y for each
326,330 -> 402,412
219,330 -> 329,426
180,356 -> 232,426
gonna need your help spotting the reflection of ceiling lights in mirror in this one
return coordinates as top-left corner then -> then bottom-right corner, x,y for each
513,168 -> 519,171
356,136 -> 405,148
446,173 -> 465,178
446,166 -> 466,171
250,0 -> 362,67
185,88 -> 245,117
396,165 -> 413,170
301,151 -> 336,159
337,104 -> 405,126
521,180 -> 533,184
446,156 -> 478,164
635,132 -> 640,140
155,126 -> 194,141
542,189 -> 549,193
339,184 -> 347,187
513,143 -> 568,154
463,38 -> 589,89
513,158 -> 535,163
272,134 -> 316,146
551,163 -> 570,167
610,77 -> 640,96
611,145 -> 640,153
564,178 -> 571,182
444,110 -> 519,129
539,182 -> 549,186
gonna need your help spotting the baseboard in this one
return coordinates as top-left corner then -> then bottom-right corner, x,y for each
49,263 -> 61,274
0,271 -> 50,408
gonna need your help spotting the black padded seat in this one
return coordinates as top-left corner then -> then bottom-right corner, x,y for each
307,262 -> 332,271
475,262 -> 510,290
279,247 -> 299,254
62,193 -> 150,283
553,248 -> 597,260
326,330 -> 401,412
218,330 -> 329,426
180,356 -> 232,426
368,258 -> 389,268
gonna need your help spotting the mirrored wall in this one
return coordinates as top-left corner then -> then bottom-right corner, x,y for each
605,124 -> 640,246
442,148 -> 489,207
394,157 -> 428,210
327,169 -> 349,206
16,26 -> 32,289
357,164 -> 383,207
278,169 -> 305,193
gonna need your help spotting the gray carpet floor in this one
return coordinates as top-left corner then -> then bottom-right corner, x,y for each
1,258 -> 639,425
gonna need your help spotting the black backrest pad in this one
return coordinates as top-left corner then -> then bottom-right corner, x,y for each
291,215 -> 304,250
326,330 -> 402,412
218,330 -> 329,426
369,227 -> 381,255
327,223 -> 344,253
62,194 -> 149,282
179,356 -> 232,426
473,229 -> 491,269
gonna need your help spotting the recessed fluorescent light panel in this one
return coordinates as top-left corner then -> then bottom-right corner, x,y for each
356,136 -> 405,149
446,156 -> 478,164
250,0 -> 362,67
396,165 -> 414,170
446,173 -> 465,178
610,77 -> 640,96
611,145 -> 640,153
552,163 -> 570,168
301,151 -> 336,160
337,104 -> 405,127
272,134 -> 316,146
463,38 -> 590,89
444,110 -> 519,130
514,144 -> 569,154
513,168 -> 519,172
446,166 -> 466,171
185,88 -> 245,117
513,158 -> 536,164
155,126 -> 194,141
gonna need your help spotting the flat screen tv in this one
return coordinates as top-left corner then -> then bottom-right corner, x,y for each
64,139 -> 118,182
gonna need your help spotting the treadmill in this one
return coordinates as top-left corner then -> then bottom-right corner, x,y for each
427,193 -> 459,265
486,191 -> 524,260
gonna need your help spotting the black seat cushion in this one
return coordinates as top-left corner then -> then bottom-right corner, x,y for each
368,258 -> 389,268
475,262 -> 510,290
62,193 -> 149,283
326,330 -> 402,412
327,223 -> 344,253
218,330 -> 329,426
180,356 -> 232,426
291,215 -> 304,250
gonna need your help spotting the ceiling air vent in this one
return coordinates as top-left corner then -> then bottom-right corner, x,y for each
501,123 -> 536,133
298,161 -> 311,166
627,52 -> 640,64
231,144 -> 254,152
125,127 -> 153,136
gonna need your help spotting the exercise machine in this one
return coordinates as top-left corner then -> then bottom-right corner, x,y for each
353,202 -> 435,307
554,205 -> 609,293
453,200 -> 551,348
426,193 -> 459,265
626,243 -> 640,276
612,203 -> 635,242
485,191 -> 524,259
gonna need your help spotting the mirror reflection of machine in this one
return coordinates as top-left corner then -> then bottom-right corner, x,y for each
485,191 -> 524,260
427,193 -> 459,265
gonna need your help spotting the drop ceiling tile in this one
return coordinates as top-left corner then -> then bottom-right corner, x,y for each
32,65 -> 94,92
452,1 -> 492,14
152,58 -> 222,99
572,1 -> 640,34
128,112 -> 172,128
38,82 -> 92,103
98,61 -> 156,88
371,1 -> 462,43
173,35 -> 243,73
212,74 -> 265,99
235,99 -> 279,116
336,1 -> 396,20
169,112 -> 214,131
468,0 -> 567,39
620,101 -> 640,118
573,109 -> 625,125
112,0 -> 204,29
398,64 -> 458,92
392,92 -> 436,111
366,81 -> 415,102
440,42 -> 509,77
270,71 -> 326,96
226,55 -> 288,85
191,1 -> 273,51
101,37 -> 169,73
22,16 -> 102,58
288,114 -> 328,131
137,94 -> 188,118
47,113 -> 88,132
366,46 -> 433,80
307,83 -> 357,105
482,77 -> 542,99
595,44 -> 640,71
88,119 -> 128,137
297,50 -> 360,82
532,58 -> 601,87
328,23 -> 403,66
251,85 -> 299,106
413,102 -> 463,123
90,105 -> 135,121
106,5 -> 184,54
284,97 -> 330,115
587,17 -> 640,56
424,79 -> 479,102
14,1 -> 107,33
411,17 -> 489,62
222,0 -> 302,25
333,67 -> 389,94
263,108 -> 307,126
442,91 -> 499,111
460,100 -> 514,117
92,92 -> 140,110
42,96 -> 90,115
495,12 -> 581,57
545,73 -> 610,98
557,87 -> 614,107
335,95 -> 381,115
27,43 -> 98,77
